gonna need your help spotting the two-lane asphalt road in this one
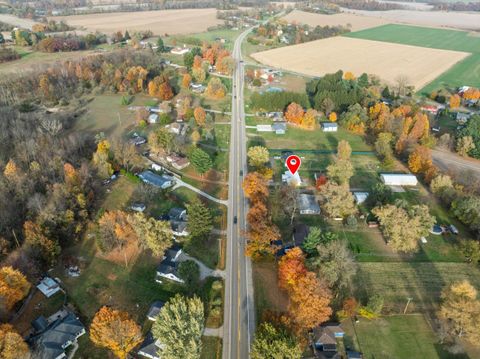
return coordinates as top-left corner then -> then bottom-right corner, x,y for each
223,27 -> 255,359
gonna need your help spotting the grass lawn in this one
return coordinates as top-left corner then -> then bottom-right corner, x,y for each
201,336 -> 222,359
345,24 -> 480,93
12,290 -> 65,336
247,126 -> 372,151
343,315 -> 466,359
174,28 -> 242,51
355,262 -> 480,313
72,93 -> 156,138
101,176 -> 137,211
253,260 -> 289,322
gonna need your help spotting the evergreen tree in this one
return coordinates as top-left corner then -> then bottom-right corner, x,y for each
185,198 -> 213,240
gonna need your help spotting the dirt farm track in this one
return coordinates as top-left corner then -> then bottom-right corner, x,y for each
50,8 -> 223,35
251,36 -> 469,89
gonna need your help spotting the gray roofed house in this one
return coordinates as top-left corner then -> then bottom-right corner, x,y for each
171,220 -> 189,237
297,194 -> 321,215
146,301 -> 165,321
138,331 -> 164,359
156,244 -> 184,283
138,171 -> 174,189
168,207 -> 187,221
32,312 -> 86,359
32,316 -> 49,333
292,223 -> 309,247
272,121 -> 287,134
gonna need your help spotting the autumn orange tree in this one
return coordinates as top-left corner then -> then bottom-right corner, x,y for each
90,306 -> 142,359
0,324 -> 30,359
288,272 -> 332,331
243,172 -> 269,203
0,266 -> 30,313
23,220 -> 60,265
181,73 -> 192,89
194,107 -> 206,127
408,146 -> 433,174
449,94 -> 461,109
285,102 -> 304,125
278,248 -> 307,292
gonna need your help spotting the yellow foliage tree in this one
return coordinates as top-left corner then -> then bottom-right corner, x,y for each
0,324 -> 30,359
449,94 -> 461,109
90,306 -> 142,359
3,160 -> 19,180
182,73 -> 192,89
302,109 -> 317,129
0,267 -> 30,312
344,71 -> 355,81
284,102 -> 304,125
328,112 -> 337,122
193,107 -> 206,127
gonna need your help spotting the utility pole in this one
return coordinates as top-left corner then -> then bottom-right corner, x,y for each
404,297 -> 413,314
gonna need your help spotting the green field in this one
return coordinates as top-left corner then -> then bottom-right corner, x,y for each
343,315 -> 466,359
247,126 -> 372,151
346,24 -> 480,93
356,262 -> 480,313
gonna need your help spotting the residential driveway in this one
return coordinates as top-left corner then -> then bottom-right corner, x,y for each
177,253 -> 225,280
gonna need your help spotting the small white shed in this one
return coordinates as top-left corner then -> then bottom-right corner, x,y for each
380,174 -> 418,186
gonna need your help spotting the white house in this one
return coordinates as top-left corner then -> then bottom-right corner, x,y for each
282,170 -> 302,186
321,122 -> 338,132
170,46 -> 189,55
148,114 -> 159,124
380,173 -> 418,186
297,194 -> 321,215
456,112 -> 470,124
138,332 -> 165,359
130,203 -> 146,212
257,124 -> 273,132
353,192 -> 369,204
37,277 -> 61,298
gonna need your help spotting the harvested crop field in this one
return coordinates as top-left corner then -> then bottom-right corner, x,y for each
343,8 -> 480,31
282,10 -> 390,31
251,37 -> 469,89
50,8 -> 223,35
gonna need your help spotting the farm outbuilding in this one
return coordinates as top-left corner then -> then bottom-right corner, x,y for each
321,122 -> 338,132
380,173 -> 418,186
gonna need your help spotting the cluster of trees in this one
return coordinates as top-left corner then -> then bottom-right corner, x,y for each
185,42 -> 233,79
0,48 -> 20,63
439,280 -> 480,345
252,21 -> 350,46
307,70 -> 370,113
97,210 -> 173,265
32,20 -> 72,33
284,103 -> 317,129
331,0 -> 404,11
88,293 -> 207,358
243,171 -> 281,258
0,50 -> 174,105
320,141 -> 357,219
433,2 -> 480,12
430,174 -> 480,237
372,201 -> 434,253
278,248 -> 332,333
457,115 -> 480,159
250,91 -> 309,112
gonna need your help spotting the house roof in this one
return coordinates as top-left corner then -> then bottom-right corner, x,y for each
297,194 -> 320,213
171,220 -> 187,233
157,259 -> 178,276
272,122 -> 287,131
139,171 -> 172,187
313,324 -> 344,345
32,316 -> 49,333
147,301 -> 165,320
293,223 -> 309,246
138,332 -> 162,359
168,207 -> 186,221
37,277 -> 61,298
33,313 -> 85,359
321,122 -> 338,128
282,170 -> 302,186
165,244 -> 182,259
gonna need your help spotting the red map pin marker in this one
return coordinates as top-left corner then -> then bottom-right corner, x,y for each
286,155 -> 301,175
